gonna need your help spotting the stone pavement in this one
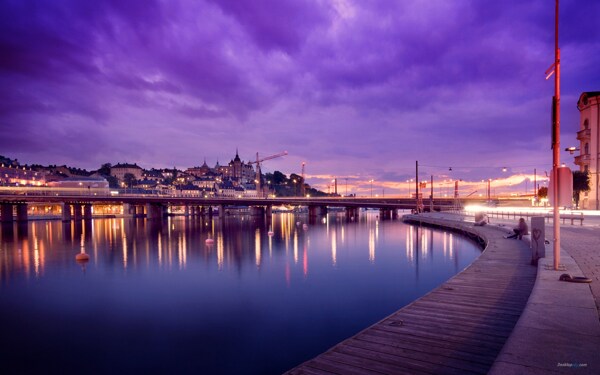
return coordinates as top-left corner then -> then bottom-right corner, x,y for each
560,227 -> 600,314
487,214 -> 600,316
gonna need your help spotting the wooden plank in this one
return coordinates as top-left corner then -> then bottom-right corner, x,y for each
408,300 -> 523,319
321,350 -> 424,375
348,334 -> 495,369
347,335 -> 492,373
387,309 -> 514,334
331,346 -> 442,375
360,325 -> 499,359
286,366 -> 337,375
389,310 -> 516,332
372,324 -> 506,352
301,357 -> 384,375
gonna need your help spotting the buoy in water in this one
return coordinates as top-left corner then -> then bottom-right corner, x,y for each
75,253 -> 90,262
302,224 -> 308,230
205,238 -> 215,244
296,221 -> 301,226
268,231 -> 274,236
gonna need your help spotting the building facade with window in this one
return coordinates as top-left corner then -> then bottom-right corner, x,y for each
110,163 -> 143,182
574,91 -> 600,209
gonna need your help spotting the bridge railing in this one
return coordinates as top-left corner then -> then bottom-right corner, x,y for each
483,210 -> 584,226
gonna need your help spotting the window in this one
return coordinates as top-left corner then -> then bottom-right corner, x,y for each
583,119 -> 589,129
584,143 -> 589,155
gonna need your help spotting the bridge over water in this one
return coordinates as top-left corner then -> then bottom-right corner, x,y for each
0,188 -> 527,222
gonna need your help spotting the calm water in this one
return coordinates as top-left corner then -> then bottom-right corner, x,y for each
0,212 -> 481,374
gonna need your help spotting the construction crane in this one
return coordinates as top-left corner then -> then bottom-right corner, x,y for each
301,162 -> 306,197
250,151 -> 288,197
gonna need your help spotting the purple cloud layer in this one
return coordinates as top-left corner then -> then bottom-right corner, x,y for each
1,0 -> 599,193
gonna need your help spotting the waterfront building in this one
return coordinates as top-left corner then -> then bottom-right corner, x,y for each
218,179 -> 246,197
174,172 -> 195,185
110,163 -> 143,182
0,164 -> 45,186
575,91 -> 600,209
47,176 -> 109,190
137,179 -> 159,189
192,173 -> 219,190
222,150 -> 255,184
186,159 -> 212,177
142,169 -> 164,182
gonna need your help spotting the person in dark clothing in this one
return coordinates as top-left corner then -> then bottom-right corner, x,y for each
505,218 -> 529,239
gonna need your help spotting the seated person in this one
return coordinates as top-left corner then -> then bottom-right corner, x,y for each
506,218 -> 529,239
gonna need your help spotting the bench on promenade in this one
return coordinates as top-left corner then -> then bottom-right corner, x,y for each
556,213 -> 585,226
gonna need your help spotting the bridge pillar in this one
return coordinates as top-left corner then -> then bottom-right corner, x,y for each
309,205 -> 327,218
392,208 -> 398,220
1,203 -> 13,222
379,208 -> 391,220
250,206 -> 264,216
146,203 -> 164,220
72,204 -> 83,220
184,205 -> 190,216
83,204 -> 93,220
61,203 -> 72,221
123,203 -> 134,218
345,207 -> 359,221
219,205 -> 226,218
266,205 -> 272,217
16,203 -> 28,222
208,206 -> 213,219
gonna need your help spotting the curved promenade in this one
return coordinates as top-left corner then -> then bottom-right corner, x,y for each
286,213 -> 537,374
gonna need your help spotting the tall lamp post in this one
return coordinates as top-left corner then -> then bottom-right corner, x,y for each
369,179 -> 374,197
547,0 -> 561,270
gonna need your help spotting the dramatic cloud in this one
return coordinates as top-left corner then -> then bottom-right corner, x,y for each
1,0 -> 599,193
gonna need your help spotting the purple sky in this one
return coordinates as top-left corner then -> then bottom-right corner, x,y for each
1,0 -> 599,195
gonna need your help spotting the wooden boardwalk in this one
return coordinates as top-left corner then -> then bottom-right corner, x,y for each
286,215 -> 537,375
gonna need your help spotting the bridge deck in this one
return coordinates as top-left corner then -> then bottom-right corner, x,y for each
286,215 -> 537,375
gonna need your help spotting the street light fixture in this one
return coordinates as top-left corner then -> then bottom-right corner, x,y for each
565,146 -> 579,154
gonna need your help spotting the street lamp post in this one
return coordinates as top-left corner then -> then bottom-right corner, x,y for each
369,179 -> 374,197
345,178 -> 348,197
549,0 -> 561,270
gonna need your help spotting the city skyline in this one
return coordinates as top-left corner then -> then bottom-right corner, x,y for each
1,0 -> 599,194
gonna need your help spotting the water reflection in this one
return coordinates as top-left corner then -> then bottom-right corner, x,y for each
0,212 -> 482,375
0,213 -> 478,287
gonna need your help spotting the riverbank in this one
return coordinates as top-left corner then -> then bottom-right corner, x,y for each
287,212 -> 600,374
287,213 -> 537,374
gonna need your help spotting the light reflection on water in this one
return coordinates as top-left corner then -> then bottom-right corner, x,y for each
0,212 -> 481,374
